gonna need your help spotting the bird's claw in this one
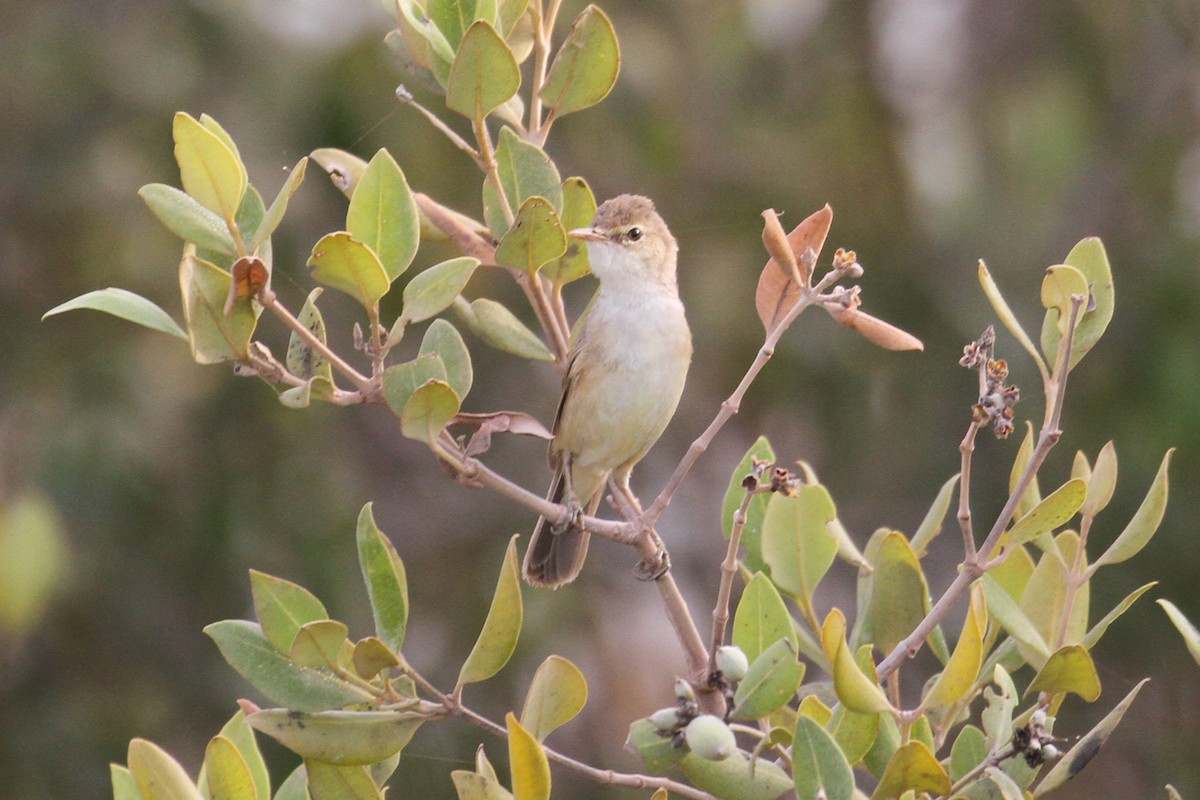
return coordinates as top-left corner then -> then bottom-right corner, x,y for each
552,497 -> 584,535
633,542 -> 671,581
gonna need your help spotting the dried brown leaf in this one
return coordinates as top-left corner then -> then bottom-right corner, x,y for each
451,411 -> 554,457
827,306 -> 924,351
755,204 -> 833,333
225,255 -> 269,315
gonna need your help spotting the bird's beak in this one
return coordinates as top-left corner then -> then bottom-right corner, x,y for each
568,227 -> 607,242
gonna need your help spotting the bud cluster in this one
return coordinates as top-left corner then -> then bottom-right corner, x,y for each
1011,708 -> 1061,768
961,325 -> 1021,438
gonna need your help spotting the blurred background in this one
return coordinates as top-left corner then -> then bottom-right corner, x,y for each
3,0 -> 1199,797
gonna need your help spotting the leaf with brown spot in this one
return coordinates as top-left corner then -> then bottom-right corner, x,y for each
755,205 -> 832,333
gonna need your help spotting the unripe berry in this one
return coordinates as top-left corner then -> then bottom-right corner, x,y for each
715,646 -> 750,682
1030,709 -> 1047,728
648,707 -> 683,731
674,678 -> 696,702
685,715 -> 737,761
1042,744 -> 1060,760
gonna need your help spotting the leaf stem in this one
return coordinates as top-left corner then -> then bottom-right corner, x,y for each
257,288 -> 375,396
708,487 -> 759,676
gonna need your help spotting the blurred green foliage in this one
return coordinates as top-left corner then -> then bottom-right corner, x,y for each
4,1 -> 1199,798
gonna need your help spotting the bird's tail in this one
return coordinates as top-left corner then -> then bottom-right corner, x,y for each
522,470 -> 591,588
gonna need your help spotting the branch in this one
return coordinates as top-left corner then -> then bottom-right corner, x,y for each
708,485 -> 759,675
257,288 -> 375,397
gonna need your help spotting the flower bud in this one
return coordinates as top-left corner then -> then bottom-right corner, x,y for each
648,707 -> 683,732
1042,744 -> 1060,761
674,678 -> 696,702
684,715 -> 737,761
1030,709 -> 1047,728
715,646 -> 750,682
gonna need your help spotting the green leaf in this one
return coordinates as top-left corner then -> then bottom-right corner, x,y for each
1082,441 -> 1117,518
862,713 -> 901,780
450,770 -> 514,800
139,183 -> 237,254
720,437 -> 775,573
111,764 -> 141,800
1034,679 -> 1148,797
429,0 -> 498,50
0,493 -> 67,636
446,21 -> 520,120
179,252 -> 259,364
1007,479 -> 1086,548
1020,541 -> 1087,665
981,573 -> 1050,663
248,709 -> 423,766
346,149 -> 420,282
949,724 -> 987,782
382,354 -> 449,419
1040,237 -> 1115,371
43,287 -> 188,341
626,719 -> 686,774
420,319 -> 473,400
401,379 -> 461,444
867,531 -> 929,655
977,260 -> 1047,376
909,473 -> 959,557
199,712 -> 269,800
250,569 -> 329,654
128,739 -> 203,800
308,232 -> 390,315
870,740 -> 951,800
204,736 -> 257,800
1026,644 -> 1100,701
1158,599 -> 1200,667
541,177 -> 596,285
273,765 -> 308,800
679,750 -> 793,800
520,655 -> 587,742
398,1 -> 457,87
310,148 -> 369,199
459,298 -> 554,361
732,571 -> 796,663
204,620 -> 375,711
482,127 -> 562,237
731,638 -> 805,721
1094,449 -> 1173,568
289,619 -> 351,670
1040,264 -> 1089,347
251,157 -> 308,253
356,503 -> 409,654
923,583 -> 987,709
173,112 -> 247,222
506,713 -> 550,800
286,288 -> 334,386
1082,581 -> 1156,650
401,256 -> 480,324
792,716 -> 854,800
304,761 -> 381,800
494,197 -> 567,274
457,535 -> 523,689
1009,423 -> 1042,521
760,485 -> 838,615
539,5 -> 620,117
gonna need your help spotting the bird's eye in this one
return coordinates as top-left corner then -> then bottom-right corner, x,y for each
626,227 -> 642,242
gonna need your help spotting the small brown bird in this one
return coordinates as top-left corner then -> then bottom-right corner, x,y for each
523,195 -> 693,587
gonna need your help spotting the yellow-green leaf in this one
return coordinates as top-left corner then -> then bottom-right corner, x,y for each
539,5 -> 620,117
792,716 -> 854,800
1009,422 -> 1042,522
352,637 -> 400,680
731,638 -> 805,721
977,260 -> 1047,376
981,573 -> 1050,663
1040,237 -> 1115,371
356,502 -> 409,654
248,708 -> 423,766
679,750 -> 794,800
541,177 -> 596,285
506,713 -> 550,800
347,149 -> 420,282
382,354 -> 449,420
625,719 -> 686,774
732,570 -> 796,663
494,197 -> 567,274
459,298 -> 554,361
1027,643 -> 1101,701
419,319 -> 473,400
307,232 -> 390,315
128,738 -> 204,800
457,536 -> 523,689
251,157 -> 308,253
401,379 -> 460,444
924,583 -> 987,709
289,619 -> 350,671
450,770 -> 514,800
45,289 -> 186,346
1082,441 -> 1117,518
482,128 -> 562,237
402,257 -> 480,324
304,761 -> 381,800
1159,599 -> 1200,667
198,712 -> 269,800
760,485 -> 838,614
446,21 -> 520,119
204,736 -> 257,800
867,531 -> 928,655
720,437 -> 775,572
179,251 -> 259,364
1094,449 -> 1173,568
910,474 -> 959,557
1040,264 -> 1089,345
310,148 -> 369,199
250,569 -> 328,654
1007,479 -> 1086,548
286,288 -> 333,384
520,655 -> 587,742
832,636 -> 893,715
870,740 -> 951,800
139,183 -> 237,254
173,112 -> 246,222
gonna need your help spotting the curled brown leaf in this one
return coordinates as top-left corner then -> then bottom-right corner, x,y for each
827,306 -> 924,352
451,411 -> 554,457
754,204 -> 833,334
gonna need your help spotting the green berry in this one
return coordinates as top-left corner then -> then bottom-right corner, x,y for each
685,715 -> 736,761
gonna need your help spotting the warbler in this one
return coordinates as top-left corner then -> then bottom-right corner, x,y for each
523,195 -> 692,587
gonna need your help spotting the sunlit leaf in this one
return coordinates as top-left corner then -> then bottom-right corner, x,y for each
204,620 -> 375,711
924,583 -> 987,709
494,197 -> 567,274
870,740 -> 951,800
128,738 -> 204,800
792,716 -> 854,800
1019,541 -> 1086,666
307,232 -> 390,315
831,635 -> 892,715
457,536 -> 523,689
250,569 -> 328,654
111,765 -> 140,800
288,619 -> 351,670
732,571 -> 796,663
450,770 -> 514,800
203,736 -> 256,800
1040,264 -> 1089,347
1033,679 -> 1148,796
248,708 -> 423,766
420,319 -> 473,400
178,253 -> 259,363
382,354 -> 449,419
539,5 -> 620,117
506,713 -> 550,800
1157,599 -> 1200,667
520,655 -> 587,742
731,638 -> 805,721
760,485 -> 838,615
1094,449 -> 1173,568
401,379 -> 460,444
173,112 -> 246,222
310,148 -> 369,198
1040,237 -> 1115,371
755,205 -> 832,333
1009,423 -> 1042,522
304,761 -> 381,800
447,21 -> 520,120
1082,441 -> 1117,518
139,183 -> 237,254
482,128 -> 562,237
541,177 -> 596,285
347,149 -> 420,282
45,288 -> 188,342
1007,479 -> 1086,548
977,259 -> 1047,376
1027,644 -> 1100,701
352,637 -> 400,680
428,0 -> 498,50
197,712 -> 269,800
401,257 -> 480,324
981,573 -> 1050,664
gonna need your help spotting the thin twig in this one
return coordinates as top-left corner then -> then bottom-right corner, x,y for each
395,88 -> 482,167
957,422 -> 982,558
257,288 -> 375,396
708,487 -> 759,675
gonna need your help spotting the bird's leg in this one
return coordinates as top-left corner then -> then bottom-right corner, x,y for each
551,454 -> 584,535
611,475 -> 670,581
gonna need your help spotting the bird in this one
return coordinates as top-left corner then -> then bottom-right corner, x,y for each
523,194 -> 693,588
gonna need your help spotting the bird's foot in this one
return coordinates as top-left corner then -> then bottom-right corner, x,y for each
552,496 -> 584,535
633,534 -> 671,581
